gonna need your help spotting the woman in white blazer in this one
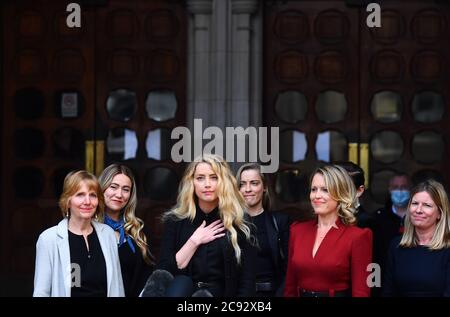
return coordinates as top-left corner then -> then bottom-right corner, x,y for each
33,170 -> 125,297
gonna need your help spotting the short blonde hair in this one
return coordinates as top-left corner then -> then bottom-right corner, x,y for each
311,165 -> 357,225
58,170 -> 104,221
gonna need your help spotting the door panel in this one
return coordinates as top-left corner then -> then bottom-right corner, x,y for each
264,0 -> 450,218
264,0 -> 360,219
1,0 -> 186,295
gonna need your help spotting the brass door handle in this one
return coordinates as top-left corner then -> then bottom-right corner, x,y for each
347,142 -> 369,188
359,143 -> 369,188
85,140 -> 104,176
85,140 -> 95,174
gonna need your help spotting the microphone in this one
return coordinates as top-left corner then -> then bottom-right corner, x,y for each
140,269 -> 174,297
192,289 -> 213,297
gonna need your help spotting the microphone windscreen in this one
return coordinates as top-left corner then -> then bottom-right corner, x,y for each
192,289 -> 213,297
140,269 -> 174,297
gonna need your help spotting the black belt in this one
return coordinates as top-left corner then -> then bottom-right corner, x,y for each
299,288 -> 350,298
256,282 -> 274,292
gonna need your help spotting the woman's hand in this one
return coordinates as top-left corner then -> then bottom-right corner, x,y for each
189,219 -> 226,246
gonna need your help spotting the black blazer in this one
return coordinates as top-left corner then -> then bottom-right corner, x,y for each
157,211 -> 256,297
263,211 -> 290,291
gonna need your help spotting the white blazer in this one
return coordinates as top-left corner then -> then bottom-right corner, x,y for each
33,218 -> 125,297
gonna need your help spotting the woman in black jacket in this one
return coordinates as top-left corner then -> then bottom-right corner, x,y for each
237,163 -> 290,297
157,154 -> 256,297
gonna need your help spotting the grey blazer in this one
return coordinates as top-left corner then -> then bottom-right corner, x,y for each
33,218 -> 125,297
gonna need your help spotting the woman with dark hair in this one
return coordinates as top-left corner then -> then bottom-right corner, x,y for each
33,170 -> 124,297
237,163 -> 289,297
99,164 -> 154,297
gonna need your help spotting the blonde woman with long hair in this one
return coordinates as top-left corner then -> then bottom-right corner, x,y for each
383,179 -> 450,296
284,165 -> 372,297
157,154 -> 256,297
99,164 -> 154,297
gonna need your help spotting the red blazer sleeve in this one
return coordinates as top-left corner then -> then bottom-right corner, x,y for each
351,228 -> 373,297
284,222 -> 300,297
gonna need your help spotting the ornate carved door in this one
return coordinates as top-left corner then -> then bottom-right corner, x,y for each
263,0 -> 450,217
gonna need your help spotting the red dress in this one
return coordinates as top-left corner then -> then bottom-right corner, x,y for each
284,218 -> 373,297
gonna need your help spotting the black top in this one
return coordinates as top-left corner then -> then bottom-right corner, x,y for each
157,204 -> 257,297
117,227 -> 154,297
251,212 -> 275,283
69,228 -> 107,297
190,208 -> 225,296
383,236 -> 450,297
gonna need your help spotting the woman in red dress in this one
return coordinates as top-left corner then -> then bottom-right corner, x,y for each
284,165 -> 373,297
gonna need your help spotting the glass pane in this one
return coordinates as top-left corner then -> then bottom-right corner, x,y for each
275,169 -> 309,203
146,90 -> 177,122
106,128 -> 138,160
275,91 -> 307,123
412,131 -> 443,164
146,128 -> 172,161
280,130 -> 307,162
52,128 -> 84,159
54,91 -> 85,119
144,167 -> 178,201
370,169 -> 396,204
412,169 -> 444,185
14,128 -> 45,159
14,88 -> 44,120
315,91 -> 347,123
371,131 -> 403,163
412,91 -> 444,123
13,166 -> 44,199
53,167 -> 77,197
371,91 -> 402,123
106,89 -> 137,122
315,130 -> 347,162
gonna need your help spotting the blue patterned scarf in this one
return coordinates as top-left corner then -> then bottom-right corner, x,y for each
104,214 -> 136,253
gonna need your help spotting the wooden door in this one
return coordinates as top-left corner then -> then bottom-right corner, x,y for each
264,0 -> 450,217
0,0 -> 187,295
360,1 -> 450,210
263,0 -> 360,219
1,0 -> 95,294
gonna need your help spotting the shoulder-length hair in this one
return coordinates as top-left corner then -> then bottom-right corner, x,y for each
311,165 -> 357,225
98,164 -> 154,265
59,170 -> 104,221
236,163 -> 272,211
163,154 -> 251,264
400,179 -> 450,250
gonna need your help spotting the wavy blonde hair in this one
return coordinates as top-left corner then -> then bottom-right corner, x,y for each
59,170 -> 104,221
99,164 -> 154,265
311,165 -> 357,225
163,154 -> 251,264
400,179 -> 450,250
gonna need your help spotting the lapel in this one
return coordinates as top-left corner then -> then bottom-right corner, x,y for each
264,212 -> 279,266
312,218 -> 347,260
92,221 -> 112,294
56,218 -> 71,296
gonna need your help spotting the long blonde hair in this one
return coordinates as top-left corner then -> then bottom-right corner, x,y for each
163,154 -> 251,264
99,164 -> 154,265
312,165 -> 357,225
400,179 -> 450,250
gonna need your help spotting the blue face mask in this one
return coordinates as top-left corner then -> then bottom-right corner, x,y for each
390,190 -> 410,207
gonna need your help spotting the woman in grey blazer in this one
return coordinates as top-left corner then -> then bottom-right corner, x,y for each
33,170 -> 124,297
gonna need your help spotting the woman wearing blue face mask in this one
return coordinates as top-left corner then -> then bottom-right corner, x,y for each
370,173 -> 411,296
